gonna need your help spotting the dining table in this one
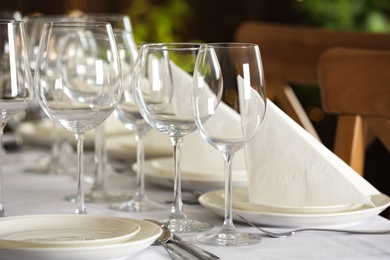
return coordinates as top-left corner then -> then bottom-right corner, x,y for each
2,135 -> 390,260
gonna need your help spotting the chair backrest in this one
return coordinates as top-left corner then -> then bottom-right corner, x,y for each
318,47 -> 390,175
234,21 -> 390,140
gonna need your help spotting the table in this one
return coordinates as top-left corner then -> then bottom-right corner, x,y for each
2,145 -> 390,259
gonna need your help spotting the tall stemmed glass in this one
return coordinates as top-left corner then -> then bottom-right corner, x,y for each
0,20 -> 32,217
192,43 -> 267,246
110,31 -> 167,212
132,43 -> 212,232
23,15 -> 79,176
34,21 -> 122,214
79,13 -> 135,203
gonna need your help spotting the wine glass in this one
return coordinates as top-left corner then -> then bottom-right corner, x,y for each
0,20 -> 32,217
34,21 -> 122,214
78,13 -> 135,203
110,30 -> 167,212
132,43 -> 213,232
23,15 -> 80,176
192,42 -> 267,246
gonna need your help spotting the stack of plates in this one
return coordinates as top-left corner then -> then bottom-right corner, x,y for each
0,215 -> 162,260
137,157 -> 248,191
200,188 -> 390,227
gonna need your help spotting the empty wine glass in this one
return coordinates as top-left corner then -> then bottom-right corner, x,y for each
23,15 -> 80,176
0,20 -> 32,217
79,13 -> 136,203
192,43 -> 267,246
132,43 -> 213,232
34,21 -> 122,214
110,30 -> 167,212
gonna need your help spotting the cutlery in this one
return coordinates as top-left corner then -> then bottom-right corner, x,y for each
152,223 -> 191,260
146,219 -> 220,260
238,214 -> 390,238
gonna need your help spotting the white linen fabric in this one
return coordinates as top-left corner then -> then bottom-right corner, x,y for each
3,147 -> 390,260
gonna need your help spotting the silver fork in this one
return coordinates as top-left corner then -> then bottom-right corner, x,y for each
237,214 -> 390,238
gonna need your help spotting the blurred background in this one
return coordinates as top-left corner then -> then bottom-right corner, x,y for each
1,0 -> 389,216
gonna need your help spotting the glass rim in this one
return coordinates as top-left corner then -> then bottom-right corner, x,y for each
44,21 -> 112,28
202,42 -> 258,49
0,19 -> 24,25
141,42 -> 201,51
23,14 -> 79,21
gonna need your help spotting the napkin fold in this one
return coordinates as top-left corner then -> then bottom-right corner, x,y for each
245,100 -> 379,208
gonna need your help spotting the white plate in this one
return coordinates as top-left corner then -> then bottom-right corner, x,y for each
106,133 -> 172,160
140,157 -> 247,191
199,189 -> 390,227
231,188 -> 362,214
0,217 -> 162,260
0,215 -> 140,247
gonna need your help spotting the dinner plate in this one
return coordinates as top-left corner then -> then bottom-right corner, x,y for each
0,217 -> 162,260
139,157 -> 248,191
231,188 -> 362,214
0,215 -> 140,247
199,188 -> 390,227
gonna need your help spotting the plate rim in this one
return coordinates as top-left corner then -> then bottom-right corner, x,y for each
199,188 -> 390,226
141,157 -> 247,182
0,214 -> 141,248
231,187 -> 364,214
0,217 -> 162,260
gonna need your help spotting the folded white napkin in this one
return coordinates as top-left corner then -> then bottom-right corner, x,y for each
245,100 -> 379,207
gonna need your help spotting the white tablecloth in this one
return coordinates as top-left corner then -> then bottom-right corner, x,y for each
2,146 -> 390,260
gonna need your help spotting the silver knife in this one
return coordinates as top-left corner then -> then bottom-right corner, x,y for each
170,233 -> 221,260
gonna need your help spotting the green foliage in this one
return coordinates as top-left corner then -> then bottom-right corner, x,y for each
296,0 -> 390,32
126,0 -> 195,44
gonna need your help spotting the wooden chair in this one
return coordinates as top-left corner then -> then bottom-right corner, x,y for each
234,21 -> 390,140
318,47 -> 390,176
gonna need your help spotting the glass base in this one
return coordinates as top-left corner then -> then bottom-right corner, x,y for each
196,230 -> 262,246
110,197 -> 168,212
25,152 -> 76,176
83,162 -> 121,184
162,217 -> 213,233
65,190 -> 130,203
25,157 -> 66,175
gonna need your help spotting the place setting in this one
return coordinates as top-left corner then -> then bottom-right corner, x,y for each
0,215 -> 163,260
199,100 -> 390,227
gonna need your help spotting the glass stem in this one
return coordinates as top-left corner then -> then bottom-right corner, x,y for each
133,131 -> 147,202
0,123 -> 6,217
75,133 -> 87,214
221,152 -> 236,233
92,124 -> 104,191
169,136 -> 186,220
51,121 -> 61,168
